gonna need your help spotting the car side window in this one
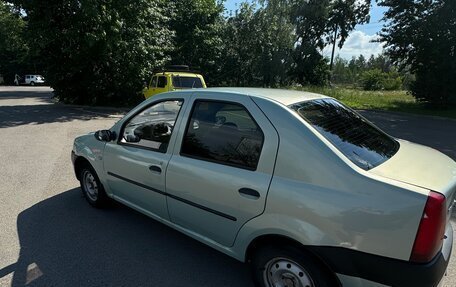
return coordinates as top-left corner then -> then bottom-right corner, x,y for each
157,76 -> 167,88
181,100 -> 264,170
120,100 -> 184,152
150,76 -> 157,88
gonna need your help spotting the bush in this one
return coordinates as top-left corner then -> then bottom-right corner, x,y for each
361,69 -> 402,91
382,73 -> 402,90
361,69 -> 383,90
411,65 -> 456,107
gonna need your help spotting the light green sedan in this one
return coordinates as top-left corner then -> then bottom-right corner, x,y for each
72,88 -> 455,287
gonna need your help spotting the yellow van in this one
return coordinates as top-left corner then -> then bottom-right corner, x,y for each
143,66 -> 207,99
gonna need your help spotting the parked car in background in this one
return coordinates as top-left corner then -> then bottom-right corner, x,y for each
14,74 -> 45,86
72,88 -> 455,287
143,65 -> 206,99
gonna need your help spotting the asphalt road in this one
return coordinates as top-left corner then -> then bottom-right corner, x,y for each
1,86 -> 456,287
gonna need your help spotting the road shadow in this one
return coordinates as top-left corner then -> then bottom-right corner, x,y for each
0,88 -> 127,128
0,103 -> 116,128
9,188 -> 251,286
0,89 -> 54,101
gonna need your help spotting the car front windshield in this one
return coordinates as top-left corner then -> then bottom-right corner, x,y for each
172,76 -> 203,88
289,98 -> 399,170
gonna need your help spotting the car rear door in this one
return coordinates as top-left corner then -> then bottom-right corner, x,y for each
166,92 -> 279,247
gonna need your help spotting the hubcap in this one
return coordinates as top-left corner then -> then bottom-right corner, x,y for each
82,170 -> 98,201
263,258 -> 314,287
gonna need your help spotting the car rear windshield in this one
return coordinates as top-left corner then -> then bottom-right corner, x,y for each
172,76 -> 203,88
289,99 -> 399,170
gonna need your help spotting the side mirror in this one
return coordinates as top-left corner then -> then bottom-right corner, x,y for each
94,130 -> 116,142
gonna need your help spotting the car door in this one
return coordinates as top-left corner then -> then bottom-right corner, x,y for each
103,98 -> 186,220
144,76 -> 158,99
155,75 -> 169,95
166,93 -> 279,247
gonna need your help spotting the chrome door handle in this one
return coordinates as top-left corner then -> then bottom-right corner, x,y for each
149,165 -> 162,174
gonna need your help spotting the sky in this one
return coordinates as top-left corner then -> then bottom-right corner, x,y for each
224,0 -> 387,60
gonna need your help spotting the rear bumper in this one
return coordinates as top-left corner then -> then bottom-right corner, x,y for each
309,224 -> 452,287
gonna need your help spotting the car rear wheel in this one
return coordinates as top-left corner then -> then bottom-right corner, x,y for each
251,245 -> 337,287
30,81 -> 35,86
79,165 -> 108,208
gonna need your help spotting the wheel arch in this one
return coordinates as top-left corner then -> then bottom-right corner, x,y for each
73,156 -> 92,180
246,234 -> 304,263
245,234 -> 342,286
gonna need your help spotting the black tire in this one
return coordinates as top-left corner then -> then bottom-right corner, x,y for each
30,81 -> 35,86
78,164 -> 109,208
251,245 -> 337,287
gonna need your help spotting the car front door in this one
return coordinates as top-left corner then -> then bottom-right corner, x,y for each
103,99 -> 186,220
144,76 -> 158,99
155,76 -> 169,95
166,93 -> 279,246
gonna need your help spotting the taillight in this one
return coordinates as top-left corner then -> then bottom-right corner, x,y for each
410,191 -> 446,263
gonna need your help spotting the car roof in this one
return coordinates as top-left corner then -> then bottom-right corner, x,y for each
182,87 -> 329,106
155,72 -> 203,77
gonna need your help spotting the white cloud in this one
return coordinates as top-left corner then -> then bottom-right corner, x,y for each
323,30 -> 385,60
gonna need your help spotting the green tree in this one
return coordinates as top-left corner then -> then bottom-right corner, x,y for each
220,2 -> 260,86
219,0 -> 295,87
254,0 -> 295,87
290,0 -> 371,85
326,0 -> 371,48
291,42 -> 329,86
330,53 -> 403,89
378,0 -> 456,106
291,0 -> 330,85
346,55 -> 363,83
355,54 -> 367,70
170,0 -> 225,85
0,1 -> 29,83
367,54 -> 392,72
12,0 -> 174,106
326,0 -> 370,71
332,56 -> 359,85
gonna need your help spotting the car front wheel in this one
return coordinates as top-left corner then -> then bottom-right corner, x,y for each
79,165 -> 108,208
251,245 -> 337,287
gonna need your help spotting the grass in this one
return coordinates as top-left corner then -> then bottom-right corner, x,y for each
292,86 -> 456,119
